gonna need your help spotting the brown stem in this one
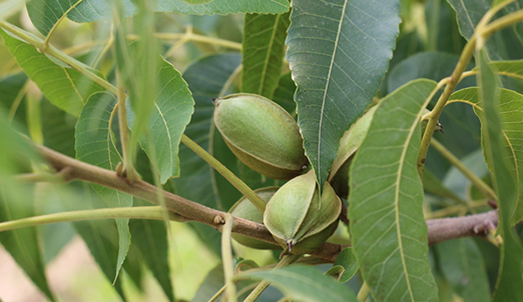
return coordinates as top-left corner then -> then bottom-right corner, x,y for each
427,210 -> 498,246
33,143 -> 504,262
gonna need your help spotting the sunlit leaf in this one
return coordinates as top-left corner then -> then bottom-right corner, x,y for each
436,238 -> 490,302
286,0 -> 401,188
75,92 -> 132,283
239,265 -> 357,302
67,0 -> 290,23
349,79 -> 439,301
476,49 -> 523,302
241,11 -> 290,99
0,29 -> 105,116
127,58 -> 195,184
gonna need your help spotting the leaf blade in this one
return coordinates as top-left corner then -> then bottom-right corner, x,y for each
348,79 -> 439,301
286,0 -> 401,187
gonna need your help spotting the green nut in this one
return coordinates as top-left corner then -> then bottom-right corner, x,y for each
328,106 -> 378,199
213,93 -> 308,180
229,187 -> 281,250
264,170 -> 341,255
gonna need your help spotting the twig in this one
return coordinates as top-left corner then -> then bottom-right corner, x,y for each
32,143 -> 507,261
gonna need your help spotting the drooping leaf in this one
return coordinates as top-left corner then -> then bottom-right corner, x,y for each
75,92 -> 132,283
241,11 -> 290,99
26,0 -> 82,36
286,0 -> 401,188
0,29 -> 105,116
238,265 -> 357,302
67,0 -> 290,23
476,49 -> 523,302
449,87 -> 523,223
127,58 -> 195,184
129,201 -> 174,302
0,109 -> 54,302
436,238 -> 490,302
349,79 -> 439,301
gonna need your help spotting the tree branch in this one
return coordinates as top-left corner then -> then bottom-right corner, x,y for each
33,143 -> 501,262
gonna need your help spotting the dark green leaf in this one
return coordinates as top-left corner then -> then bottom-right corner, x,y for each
238,265 -> 357,302
41,97 -> 76,158
0,29 -> 105,116
436,238 -> 490,302
68,0 -> 290,23
241,12 -> 290,99
129,202 -> 174,302
286,0 -> 401,188
127,58 -> 195,184
75,92 -> 132,283
423,169 -> 464,203
349,79 -> 439,301
476,49 -> 523,302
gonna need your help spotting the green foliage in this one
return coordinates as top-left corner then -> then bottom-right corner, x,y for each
1,0 -> 523,301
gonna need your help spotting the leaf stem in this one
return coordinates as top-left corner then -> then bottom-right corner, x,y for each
222,213 -> 237,302
357,281 -> 371,302
153,32 -> 242,50
116,70 -> 140,182
242,254 -> 300,302
430,139 -> 497,201
180,134 -> 267,213
417,6 -> 523,175
0,206 -> 177,233
42,0 -> 83,51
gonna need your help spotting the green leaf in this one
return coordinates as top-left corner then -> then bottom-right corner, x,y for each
26,0 -> 82,36
436,238 -> 490,302
41,97 -> 77,158
423,169 -> 464,203
129,202 -> 174,302
348,79 -> 439,301
333,247 -> 359,283
67,0 -> 290,23
476,49 -> 523,302
286,0 -> 401,188
127,58 -> 195,184
238,265 -> 357,302
0,110 -> 54,301
490,59 -> 523,80
75,92 -> 133,283
241,11 -> 290,99
0,29 -> 105,116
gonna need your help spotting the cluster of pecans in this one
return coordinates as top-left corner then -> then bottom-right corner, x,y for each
213,93 -> 376,255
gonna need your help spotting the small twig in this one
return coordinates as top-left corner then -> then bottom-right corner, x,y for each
427,210 -> 498,245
